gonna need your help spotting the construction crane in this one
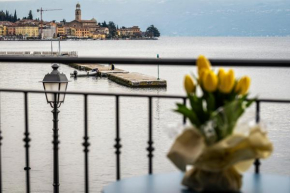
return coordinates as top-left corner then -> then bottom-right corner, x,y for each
37,8 -> 62,39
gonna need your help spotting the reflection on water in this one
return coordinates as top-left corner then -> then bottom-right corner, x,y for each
0,37 -> 290,192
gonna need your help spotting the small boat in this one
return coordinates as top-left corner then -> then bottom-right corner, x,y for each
70,68 -> 98,77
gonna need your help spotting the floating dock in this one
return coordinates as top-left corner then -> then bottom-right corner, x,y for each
108,72 -> 167,87
78,64 -> 129,77
68,63 -> 167,88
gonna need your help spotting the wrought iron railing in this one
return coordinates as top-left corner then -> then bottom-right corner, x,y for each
0,56 -> 290,193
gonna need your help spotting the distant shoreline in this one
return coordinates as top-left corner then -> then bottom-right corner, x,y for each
1,36 -> 289,41
0,38 -> 159,41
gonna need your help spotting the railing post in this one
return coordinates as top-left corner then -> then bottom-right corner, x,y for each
0,129 -> 2,193
52,93 -> 60,193
114,96 -> 121,180
254,100 -> 261,174
0,92 -> 2,193
23,92 -> 31,193
183,98 -> 187,125
83,94 -> 90,193
147,97 -> 154,174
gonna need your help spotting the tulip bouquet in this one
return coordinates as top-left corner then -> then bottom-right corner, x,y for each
167,56 -> 273,192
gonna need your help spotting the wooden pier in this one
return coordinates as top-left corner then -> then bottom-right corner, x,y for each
78,64 -> 129,76
0,51 -> 78,57
68,63 -> 167,88
108,72 -> 166,87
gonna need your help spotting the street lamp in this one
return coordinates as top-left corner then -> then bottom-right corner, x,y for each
41,63 -> 69,193
42,63 -> 68,108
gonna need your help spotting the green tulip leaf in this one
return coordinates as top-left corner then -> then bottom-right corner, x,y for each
175,103 -> 201,127
206,93 -> 216,112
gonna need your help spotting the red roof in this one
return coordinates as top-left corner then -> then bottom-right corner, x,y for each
0,21 -> 15,26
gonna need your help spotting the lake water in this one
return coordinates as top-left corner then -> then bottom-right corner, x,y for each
0,37 -> 290,192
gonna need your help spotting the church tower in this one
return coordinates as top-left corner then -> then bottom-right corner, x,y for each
75,3 -> 81,21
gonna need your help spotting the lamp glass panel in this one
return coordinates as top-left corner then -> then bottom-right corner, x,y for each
44,82 -> 60,102
59,82 -> 68,102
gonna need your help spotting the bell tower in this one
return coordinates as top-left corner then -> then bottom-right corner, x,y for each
75,3 -> 81,21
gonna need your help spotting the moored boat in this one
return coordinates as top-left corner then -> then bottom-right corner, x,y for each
70,68 -> 98,77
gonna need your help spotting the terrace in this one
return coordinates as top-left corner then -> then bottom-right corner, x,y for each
0,56 -> 290,192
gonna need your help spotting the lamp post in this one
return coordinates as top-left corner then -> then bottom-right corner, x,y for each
41,64 -> 69,193
58,37 -> 61,56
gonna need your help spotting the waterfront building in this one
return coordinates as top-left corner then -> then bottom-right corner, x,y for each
91,32 -> 106,39
96,27 -> 109,35
14,19 -> 40,38
15,24 -> 39,38
0,25 -> 7,36
66,18 -> 98,32
7,25 -> 16,36
0,21 -> 16,36
15,19 -> 40,26
65,3 -> 99,37
40,26 -> 56,39
56,24 -> 65,36
117,26 -> 141,37
75,27 -> 90,38
39,21 -> 57,39
65,27 -> 76,37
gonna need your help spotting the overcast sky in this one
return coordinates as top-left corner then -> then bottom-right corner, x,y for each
1,0 -> 290,36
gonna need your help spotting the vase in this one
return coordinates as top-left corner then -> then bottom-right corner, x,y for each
167,126 -> 273,193
182,167 -> 242,192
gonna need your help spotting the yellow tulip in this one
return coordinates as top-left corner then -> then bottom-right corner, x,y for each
197,55 -> 211,77
235,76 -> 251,95
218,68 -> 235,93
203,70 -> 218,92
218,68 -> 226,80
184,74 -> 196,94
199,68 -> 210,84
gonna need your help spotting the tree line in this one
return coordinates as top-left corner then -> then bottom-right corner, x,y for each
98,21 -> 161,38
146,25 -> 160,37
0,10 -> 34,22
98,21 -> 117,37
